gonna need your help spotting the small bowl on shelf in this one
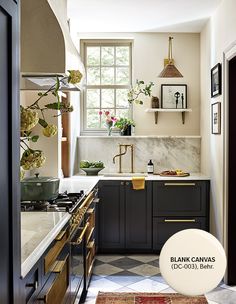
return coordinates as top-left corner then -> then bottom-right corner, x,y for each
80,167 -> 104,176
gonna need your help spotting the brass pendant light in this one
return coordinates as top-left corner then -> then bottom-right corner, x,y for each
158,37 -> 183,78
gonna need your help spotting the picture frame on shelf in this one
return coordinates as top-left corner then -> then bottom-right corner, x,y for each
211,102 -> 221,134
161,84 -> 187,109
211,63 -> 222,97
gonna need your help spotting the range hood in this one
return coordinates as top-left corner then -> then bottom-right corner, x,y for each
20,0 -> 85,91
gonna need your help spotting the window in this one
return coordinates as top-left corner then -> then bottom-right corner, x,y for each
81,40 -> 132,132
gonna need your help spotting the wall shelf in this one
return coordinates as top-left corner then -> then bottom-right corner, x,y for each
145,108 -> 192,124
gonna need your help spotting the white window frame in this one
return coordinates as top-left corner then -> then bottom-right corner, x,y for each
80,39 -> 133,135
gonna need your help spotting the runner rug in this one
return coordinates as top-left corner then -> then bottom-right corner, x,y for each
95,292 -> 208,304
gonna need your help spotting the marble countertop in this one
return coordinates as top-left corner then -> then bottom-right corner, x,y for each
99,173 -> 210,180
21,212 -> 71,278
67,173 -> 210,181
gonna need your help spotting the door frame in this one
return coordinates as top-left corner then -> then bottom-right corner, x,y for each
223,41 -> 236,284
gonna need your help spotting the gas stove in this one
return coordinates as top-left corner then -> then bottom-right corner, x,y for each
21,190 -> 85,213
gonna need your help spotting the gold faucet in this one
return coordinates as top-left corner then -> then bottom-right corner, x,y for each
113,144 -> 134,173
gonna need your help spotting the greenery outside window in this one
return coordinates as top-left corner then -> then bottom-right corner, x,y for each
81,40 -> 132,133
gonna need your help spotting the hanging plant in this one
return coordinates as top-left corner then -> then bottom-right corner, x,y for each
20,70 -> 83,178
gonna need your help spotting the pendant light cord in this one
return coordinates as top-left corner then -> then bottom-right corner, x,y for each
168,37 -> 173,64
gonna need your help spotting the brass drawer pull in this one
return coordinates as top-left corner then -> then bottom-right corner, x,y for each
71,222 -> 89,245
55,229 -> 67,241
164,183 -> 196,186
52,254 -> 69,273
164,219 -> 196,223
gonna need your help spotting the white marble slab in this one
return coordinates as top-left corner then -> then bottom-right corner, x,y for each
77,137 -> 201,174
21,212 -> 71,278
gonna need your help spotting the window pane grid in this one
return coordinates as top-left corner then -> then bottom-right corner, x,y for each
83,41 -> 132,130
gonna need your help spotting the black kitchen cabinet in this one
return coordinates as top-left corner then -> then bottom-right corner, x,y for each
153,180 -> 210,251
98,181 -> 125,250
98,180 -> 152,252
125,181 -> 152,250
0,1 -> 20,303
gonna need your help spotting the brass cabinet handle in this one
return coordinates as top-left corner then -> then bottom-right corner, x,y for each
164,219 -> 196,223
164,183 -> 196,186
121,181 -> 124,185
52,254 -> 69,273
71,222 -> 89,245
55,229 -> 66,241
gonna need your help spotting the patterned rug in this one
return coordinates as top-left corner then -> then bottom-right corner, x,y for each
96,292 -> 208,304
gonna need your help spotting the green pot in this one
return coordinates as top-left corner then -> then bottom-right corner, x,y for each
21,173 -> 60,201
80,167 -> 104,176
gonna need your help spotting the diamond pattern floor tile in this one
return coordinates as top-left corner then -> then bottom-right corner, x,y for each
127,255 -> 158,263
129,264 -> 160,276
76,254 -> 236,304
109,257 -> 143,270
93,263 -> 123,276
127,278 -> 169,292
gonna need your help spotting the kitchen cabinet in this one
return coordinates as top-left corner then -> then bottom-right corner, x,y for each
152,180 -> 210,251
0,0 -> 21,303
98,180 -> 152,252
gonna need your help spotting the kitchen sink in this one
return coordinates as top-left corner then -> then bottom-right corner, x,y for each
103,173 -> 148,177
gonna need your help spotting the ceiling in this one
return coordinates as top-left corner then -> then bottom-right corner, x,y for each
68,0 -> 222,33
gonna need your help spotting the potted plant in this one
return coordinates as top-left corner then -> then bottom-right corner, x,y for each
114,117 -> 135,136
80,160 -> 105,176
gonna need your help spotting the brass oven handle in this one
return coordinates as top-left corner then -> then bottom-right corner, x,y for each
71,222 -> 89,245
164,183 -> 196,186
79,192 -> 94,210
164,219 -> 196,223
55,229 -> 67,241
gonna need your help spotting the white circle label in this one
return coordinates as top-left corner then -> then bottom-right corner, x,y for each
159,229 -> 227,296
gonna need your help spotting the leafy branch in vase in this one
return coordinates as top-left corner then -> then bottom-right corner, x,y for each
20,70 -> 82,178
127,80 -> 154,105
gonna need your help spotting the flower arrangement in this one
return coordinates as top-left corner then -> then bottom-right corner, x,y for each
128,80 -> 154,104
98,110 -> 117,136
20,70 -> 83,177
114,117 -> 135,135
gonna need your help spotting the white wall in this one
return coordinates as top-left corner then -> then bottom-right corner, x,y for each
78,32 -> 200,136
200,0 -> 236,242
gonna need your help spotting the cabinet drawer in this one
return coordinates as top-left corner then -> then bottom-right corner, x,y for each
153,181 -> 209,216
44,229 -> 68,274
153,217 -> 207,251
37,255 -> 69,304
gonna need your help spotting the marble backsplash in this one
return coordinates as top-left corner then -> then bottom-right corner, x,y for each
77,136 -> 201,174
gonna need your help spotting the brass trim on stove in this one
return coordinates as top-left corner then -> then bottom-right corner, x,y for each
164,219 -> 196,223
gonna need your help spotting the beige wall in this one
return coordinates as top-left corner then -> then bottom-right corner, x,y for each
200,0 -> 236,242
78,32 -> 200,136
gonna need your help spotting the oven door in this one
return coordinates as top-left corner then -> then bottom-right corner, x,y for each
70,220 -> 89,303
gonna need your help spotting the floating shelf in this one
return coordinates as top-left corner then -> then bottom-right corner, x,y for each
145,108 -> 192,124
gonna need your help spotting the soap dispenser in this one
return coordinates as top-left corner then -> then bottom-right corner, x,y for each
147,159 -> 154,174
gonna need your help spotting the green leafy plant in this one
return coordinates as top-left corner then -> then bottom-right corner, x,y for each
80,160 -> 104,168
127,80 -> 154,105
114,117 -> 135,132
20,70 -> 83,176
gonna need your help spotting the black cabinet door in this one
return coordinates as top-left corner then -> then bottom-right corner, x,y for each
153,181 -> 209,217
125,181 -> 152,250
0,1 -> 20,303
98,181 -> 125,251
153,217 -> 207,251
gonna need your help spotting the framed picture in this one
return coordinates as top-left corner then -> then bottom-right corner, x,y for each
161,84 -> 187,109
211,63 -> 222,97
212,102 -> 221,134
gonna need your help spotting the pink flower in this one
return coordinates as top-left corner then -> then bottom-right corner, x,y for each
98,111 -> 103,115
105,111 -> 110,116
111,117 -> 117,122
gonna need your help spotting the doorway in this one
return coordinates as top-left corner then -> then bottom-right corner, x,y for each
223,44 -> 236,285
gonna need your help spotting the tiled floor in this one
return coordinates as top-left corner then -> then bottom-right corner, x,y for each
80,255 -> 236,304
